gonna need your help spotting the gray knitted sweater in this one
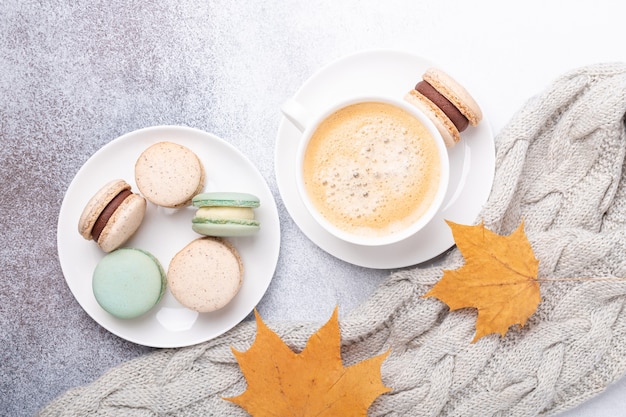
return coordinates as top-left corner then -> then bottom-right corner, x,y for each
40,63 -> 626,416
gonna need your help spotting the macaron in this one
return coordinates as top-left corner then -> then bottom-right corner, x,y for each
191,192 -> 260,237
134,141 -> 205,208
92,248 -> 166,319
78,179 -> 147,253
404,67 -> 482,147
167,237 -> 244,313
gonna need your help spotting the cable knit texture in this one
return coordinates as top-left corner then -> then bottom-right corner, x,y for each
39,63 -> 626,416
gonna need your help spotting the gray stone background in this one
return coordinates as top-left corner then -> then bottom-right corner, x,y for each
2,1 -> 626,416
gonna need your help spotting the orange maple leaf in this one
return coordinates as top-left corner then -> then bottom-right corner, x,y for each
424,220 -> 541,343
225,307 -> 391,417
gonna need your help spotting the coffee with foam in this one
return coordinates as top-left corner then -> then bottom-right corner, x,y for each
302,101 -> 442,238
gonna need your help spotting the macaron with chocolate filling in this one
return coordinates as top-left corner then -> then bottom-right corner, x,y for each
78,179 -> 147,252
404,67 -> 482,147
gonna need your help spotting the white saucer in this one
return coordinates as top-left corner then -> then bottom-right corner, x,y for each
275,50 -> 495,269
57,126 -> 281,348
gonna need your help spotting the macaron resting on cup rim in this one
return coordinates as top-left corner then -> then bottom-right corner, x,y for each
405,67 -> 483,147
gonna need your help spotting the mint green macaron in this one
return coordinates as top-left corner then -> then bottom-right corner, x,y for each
191,192 -> 260,237
192,192 -> 260,208
92,248 -> 166,319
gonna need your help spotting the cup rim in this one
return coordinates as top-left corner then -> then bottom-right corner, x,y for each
294,95 -> 450,247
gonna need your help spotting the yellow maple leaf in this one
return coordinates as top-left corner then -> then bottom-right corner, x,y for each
424,220 -> 541,343
225,307 -> 391,417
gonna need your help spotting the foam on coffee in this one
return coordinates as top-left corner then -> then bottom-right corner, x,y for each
302,101 -> 442,238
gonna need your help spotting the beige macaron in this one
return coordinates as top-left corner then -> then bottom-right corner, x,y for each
167,237 -> 244,313
423,67 -> 482,126
405,89 -> 460,148
405,67 -> 483,148
134,141 -> 205,208
78,179 -> 147,253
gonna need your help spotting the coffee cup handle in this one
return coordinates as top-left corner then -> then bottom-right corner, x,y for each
280,98 -> 310,133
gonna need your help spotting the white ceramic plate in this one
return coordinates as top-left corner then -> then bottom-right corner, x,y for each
275,50 -> 495,269
57,126 -> 280,348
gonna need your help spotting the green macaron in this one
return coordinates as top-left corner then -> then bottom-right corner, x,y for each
191,192 -> 260,237
92,248 -> 166,319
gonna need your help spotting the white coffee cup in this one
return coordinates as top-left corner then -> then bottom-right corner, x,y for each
281,96 -> 450,246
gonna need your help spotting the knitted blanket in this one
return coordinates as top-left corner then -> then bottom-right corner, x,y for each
40,63 -> 626,416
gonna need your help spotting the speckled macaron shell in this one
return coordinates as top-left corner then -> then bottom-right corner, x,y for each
78,179 -> 147,252
92,248 -> 166,319
422,67 -> 483,126
404,89 -> 459,148
167,237 -> 244,313
134,141 -> 205,208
